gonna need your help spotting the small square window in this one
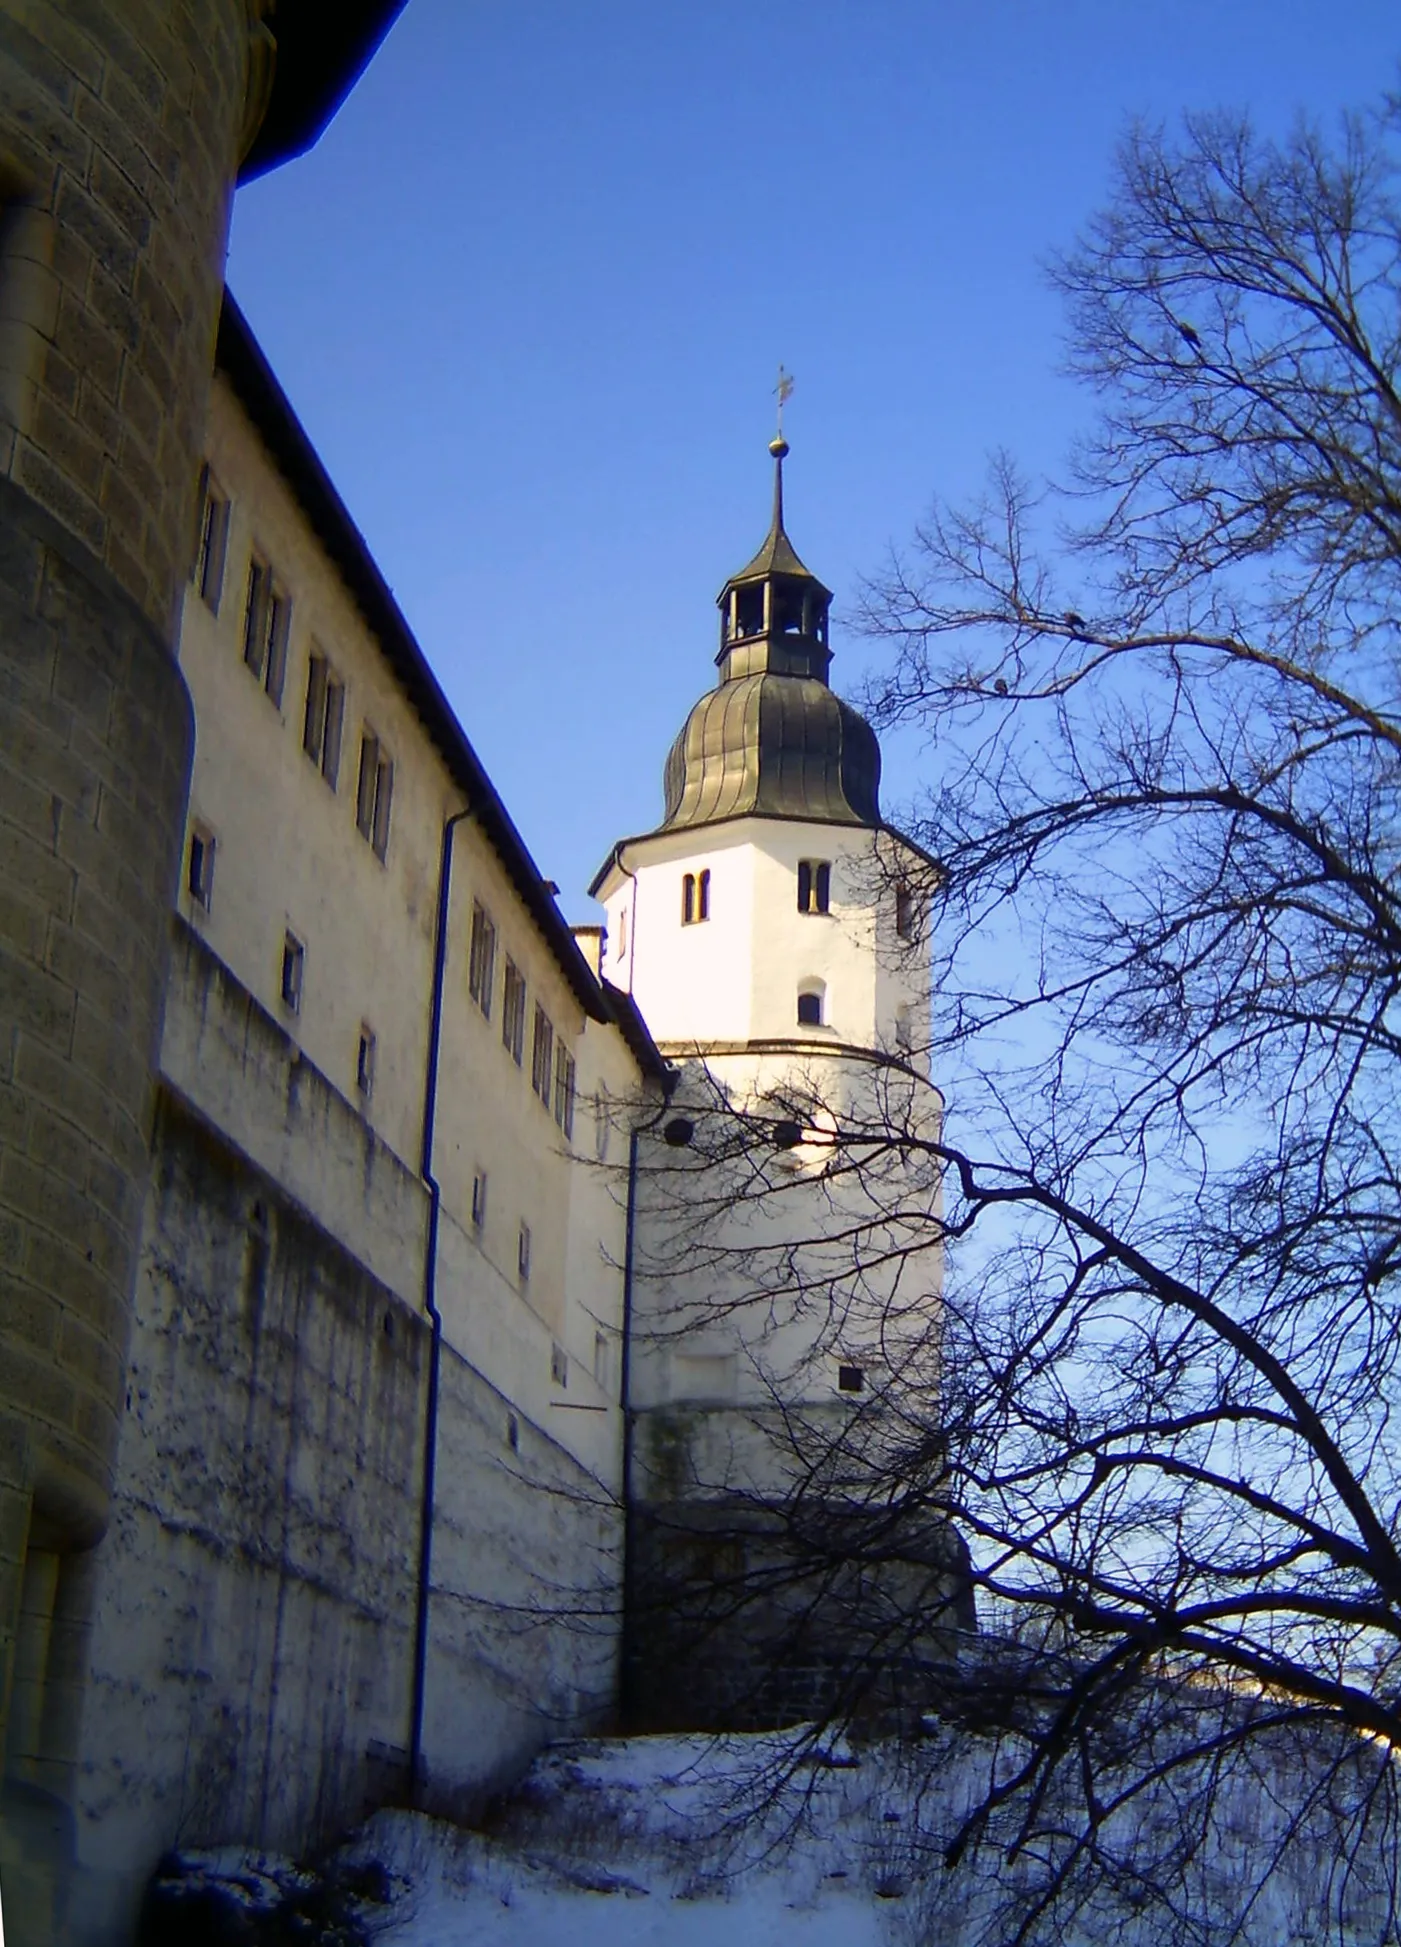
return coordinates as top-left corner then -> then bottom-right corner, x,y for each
192,468 -> 229,613
471,1170 -> 488,1230
798,860 -> 831,914
187,824 -> 215,911
356,1025 -> 376,1098
838,1363 -> 864,1394
518,1220 -> 532,1284
551,1341 -> 568,1387
281,932 -> 305,1013
356,729 -> 394,861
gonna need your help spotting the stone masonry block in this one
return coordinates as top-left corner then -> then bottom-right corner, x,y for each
32,394 -> 107,501
47,922 -> 133,1033
0,1337 -> 76,1435
0,818 -> 74,919
0,940 -> 76,1046
0,1153 -> 93,1253
13,4 -> 105,92
53,174 -> 138,294
3,1278 -> 59,1354
24,1231 -> 121,1344
16,441 -> 105,553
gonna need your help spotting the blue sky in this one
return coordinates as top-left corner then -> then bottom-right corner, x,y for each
229,1 -> 1395,918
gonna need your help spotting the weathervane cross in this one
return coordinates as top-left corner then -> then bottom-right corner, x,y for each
774,364 -> 794,439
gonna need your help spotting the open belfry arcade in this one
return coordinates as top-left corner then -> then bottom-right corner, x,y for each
0,11 -> 965,1943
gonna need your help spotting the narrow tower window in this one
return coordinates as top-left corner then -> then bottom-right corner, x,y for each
303,651 -> 345,787
797,987 -> 824,1027
797,860 -> 831,914
468,902 -> 497,1017
187,824 -> 215,911
682,869 -> 712,925
895,882 -> 916,941
281,932 -> 305,1013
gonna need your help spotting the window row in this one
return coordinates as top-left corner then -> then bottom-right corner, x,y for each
193,469 -> 395,864
672,858 -> 916,935
468,900 -> 576,1139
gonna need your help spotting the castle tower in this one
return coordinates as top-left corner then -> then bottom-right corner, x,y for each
593,436 -> 966,1729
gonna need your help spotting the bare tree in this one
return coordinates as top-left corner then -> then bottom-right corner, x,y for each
836,92 -> 1401,1942
625,97 -> 1401,1944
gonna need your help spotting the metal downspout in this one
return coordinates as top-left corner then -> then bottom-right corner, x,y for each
410,804 -> 470,1800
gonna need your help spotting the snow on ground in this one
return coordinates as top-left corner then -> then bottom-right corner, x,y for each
348,1731 -> 925,1946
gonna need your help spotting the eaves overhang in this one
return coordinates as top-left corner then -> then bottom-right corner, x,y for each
216,292 -> 612,1026
238,3 -> 408,184
588,814 -> 943,901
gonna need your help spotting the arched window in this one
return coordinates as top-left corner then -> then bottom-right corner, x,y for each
797,860 -> 831,914
682,869 -> 711,925
797,987 -> 823,1027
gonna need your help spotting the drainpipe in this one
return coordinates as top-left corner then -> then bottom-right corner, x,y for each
618,1082 -> 680,1726
410,804 -> 471,1802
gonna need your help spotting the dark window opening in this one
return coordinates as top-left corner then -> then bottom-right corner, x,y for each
735,585 -> 764,637
798,860 -> 831,914
797,990 -> 823,1027
468,902 -> 497,1017
303,652 -> 345,788
187,826 -> 215,910
243,557 -> 290,706
838,1363 -> 865,1394
193,468 -> 229,612
682,868 -> 711,924
502,959 -> 527,1064
531,1005 -> 554,1105
356,731 -> 394,860
471,1170 -> 488,1230
895,882 -> 916,941
356,1026 -> 375,1097
281,932 -> 304,1013
554,1045 -> 576,1139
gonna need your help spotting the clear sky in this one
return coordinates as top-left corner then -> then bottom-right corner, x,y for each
228,1 -> 1395,919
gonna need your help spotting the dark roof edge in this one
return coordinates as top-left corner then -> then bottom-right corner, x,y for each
601,981 -> 672,1085
216,291 -> 611,1025
589,817 -> 941,896
238,4 -> 407,183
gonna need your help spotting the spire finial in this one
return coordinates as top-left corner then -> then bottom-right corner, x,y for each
770,364 -> 793,460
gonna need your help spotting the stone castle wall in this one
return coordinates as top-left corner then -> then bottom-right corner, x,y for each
0,8 -> 250,1938
69,1053 -> 621,1944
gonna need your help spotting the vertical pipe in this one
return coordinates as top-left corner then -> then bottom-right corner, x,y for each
410,804 -> 470,1801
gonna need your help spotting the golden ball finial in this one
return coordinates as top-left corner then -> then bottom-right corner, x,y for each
769,435 -> 789,459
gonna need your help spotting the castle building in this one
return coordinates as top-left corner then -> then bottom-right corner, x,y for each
1,13 -> 959,1932
595,440 -> 959,1727
0,9 -> 405,1941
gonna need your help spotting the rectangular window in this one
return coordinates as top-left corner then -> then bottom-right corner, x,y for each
681,868 -> 711,925
895,883 -> 916,941
551,1341 -> 568,1387
797,859 -> 831,914
593,1330 -> 609,1390
471,1169 -> 488,1230
356,1025 -> 376,1098
502,958 -> 526,1064
838,1363 -> 865,1394
187,824 -> 215,910
530,1005 -> 554,1105
468,901 -> 497,1017
192,468 -> 229,612
243,557 -> 290,706
553,1044 -> 576,1139
302,651 -> 345,788
518,1221 -> 532,1284
356,730 -> 394,861
280,931 -> 304,1013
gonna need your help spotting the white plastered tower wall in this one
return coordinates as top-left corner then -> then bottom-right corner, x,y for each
594,435 -> 966,1728
596,813 -> 944,1433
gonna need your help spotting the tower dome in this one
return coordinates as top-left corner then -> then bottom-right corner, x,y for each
658,438 -> 881,835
